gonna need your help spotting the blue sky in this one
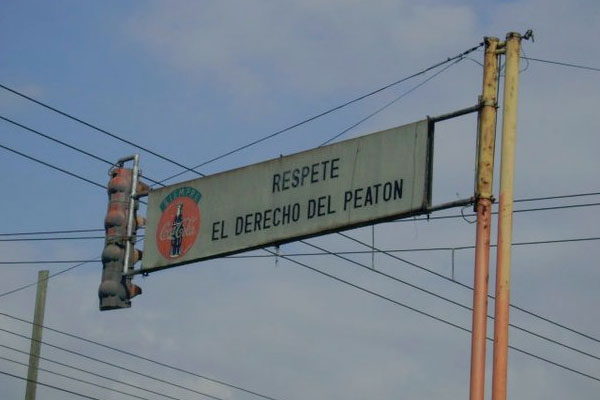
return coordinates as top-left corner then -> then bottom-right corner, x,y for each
1,1 -> 599,399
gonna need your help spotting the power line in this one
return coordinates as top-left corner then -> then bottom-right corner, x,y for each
509,344 -> 600,384
0,194 -> 595,292
0,369 -> 102,400
0,142 -> 106,190
392,201 -> 600,224
513,202 -> 600,213
0,260 -> 94,298
0,344 -> 204,400
0,114 -> 596,340
227,236 -> 600,258
337,232 -> 600,344
0,236 -> 105,242
153,42 -> 484,185
319,57 -> 463,146
0,141 -> 150,205
0,349 -> 184,400
0,114 -> 165,187
0,228 -> 104,237
0,233 -> 596,386
298,240 -> 600,362
0,83 -> 206,178
0,238 -> 143,299
1,141 -> 595,239
4,235 -> 599,262
1,356 -> 155,400
0,313 -> 284,400
521,56 -> 600,72
1,115 -> 113,166
0,165 -> 595,293
1,43 -> 483,188
0,327 -> 228,400
0,191 -> 597,239
0,260 -> 99,265
514,192 -> 600,203
268,248 -> 600,383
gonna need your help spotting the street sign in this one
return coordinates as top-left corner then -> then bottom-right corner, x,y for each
142,119 -> 433,273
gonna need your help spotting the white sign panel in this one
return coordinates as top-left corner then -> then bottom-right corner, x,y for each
142,120 -> 433,272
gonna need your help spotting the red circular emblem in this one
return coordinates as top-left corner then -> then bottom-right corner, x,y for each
156,197 -> 201,260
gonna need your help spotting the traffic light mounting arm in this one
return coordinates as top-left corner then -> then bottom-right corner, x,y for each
116,154 -> 146,275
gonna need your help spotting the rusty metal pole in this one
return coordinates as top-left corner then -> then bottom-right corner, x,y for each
491,32 -> 522,400
469,36 -> 499,400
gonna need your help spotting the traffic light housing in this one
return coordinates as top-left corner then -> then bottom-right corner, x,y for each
99,156 -> 148,311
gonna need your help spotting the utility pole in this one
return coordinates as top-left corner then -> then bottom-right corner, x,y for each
492,32 -> 523,400
469,36 -> 499,400
24,270 -> 49,400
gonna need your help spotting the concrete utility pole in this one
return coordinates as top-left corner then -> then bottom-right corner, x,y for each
24,270 -> 49,400
469,36 -> 500,400
492,32 -> 523,400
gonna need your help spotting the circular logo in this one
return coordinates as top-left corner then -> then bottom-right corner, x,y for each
156,196 -> 201,260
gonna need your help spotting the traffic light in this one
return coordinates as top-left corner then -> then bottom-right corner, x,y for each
98,155 -> 148,311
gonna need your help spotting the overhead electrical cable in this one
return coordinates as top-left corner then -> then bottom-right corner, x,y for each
0,239 -> 145,299
3,234 -> 599,248
514,192 -> 600,203
337,232 -> 600,344
265,248 -> 600,383
1,115 -> 113,166
226,236 -> 600,258
0,260 -> 95,298
0,236 -> 105,242
521,56 -> 600,72
2,235 -> 600,265
0,327 -> 228,400
319,56 -> 464,146
0,143 -> 106,189
0,43 -> 483,186
0,141 -> 149,205
4,113 -> 596,218
0,191 -> 597,239
0,71 -> 596,362
299,240 -> 600,362
3,42 -> 597,388
0,314 -> 284,400
0,259 -> 100,265
0,162 -> 596,298
0,114 -> 164,186
0,350 -> 184,400
0,228 -> 104,236
0,369 -> 103,400
151,42 -> 485,185
0,344 -> 182,400
0,356 -> 156,400
0,83 -> 206,178
392,201 -> 600,224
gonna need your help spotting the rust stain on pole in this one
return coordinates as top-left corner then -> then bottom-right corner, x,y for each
492,32 -> 522,400
469,36 -> 499,400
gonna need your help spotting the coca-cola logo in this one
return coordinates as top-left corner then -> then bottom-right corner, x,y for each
157,216 -> 199,241
155,188 -> 201,260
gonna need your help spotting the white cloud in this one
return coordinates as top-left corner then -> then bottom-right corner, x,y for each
126,1 -> 478,106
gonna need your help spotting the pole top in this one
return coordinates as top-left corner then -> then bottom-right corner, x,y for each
506,30 -> 533,41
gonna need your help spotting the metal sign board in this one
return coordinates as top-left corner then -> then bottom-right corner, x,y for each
142,119 -> 433,272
